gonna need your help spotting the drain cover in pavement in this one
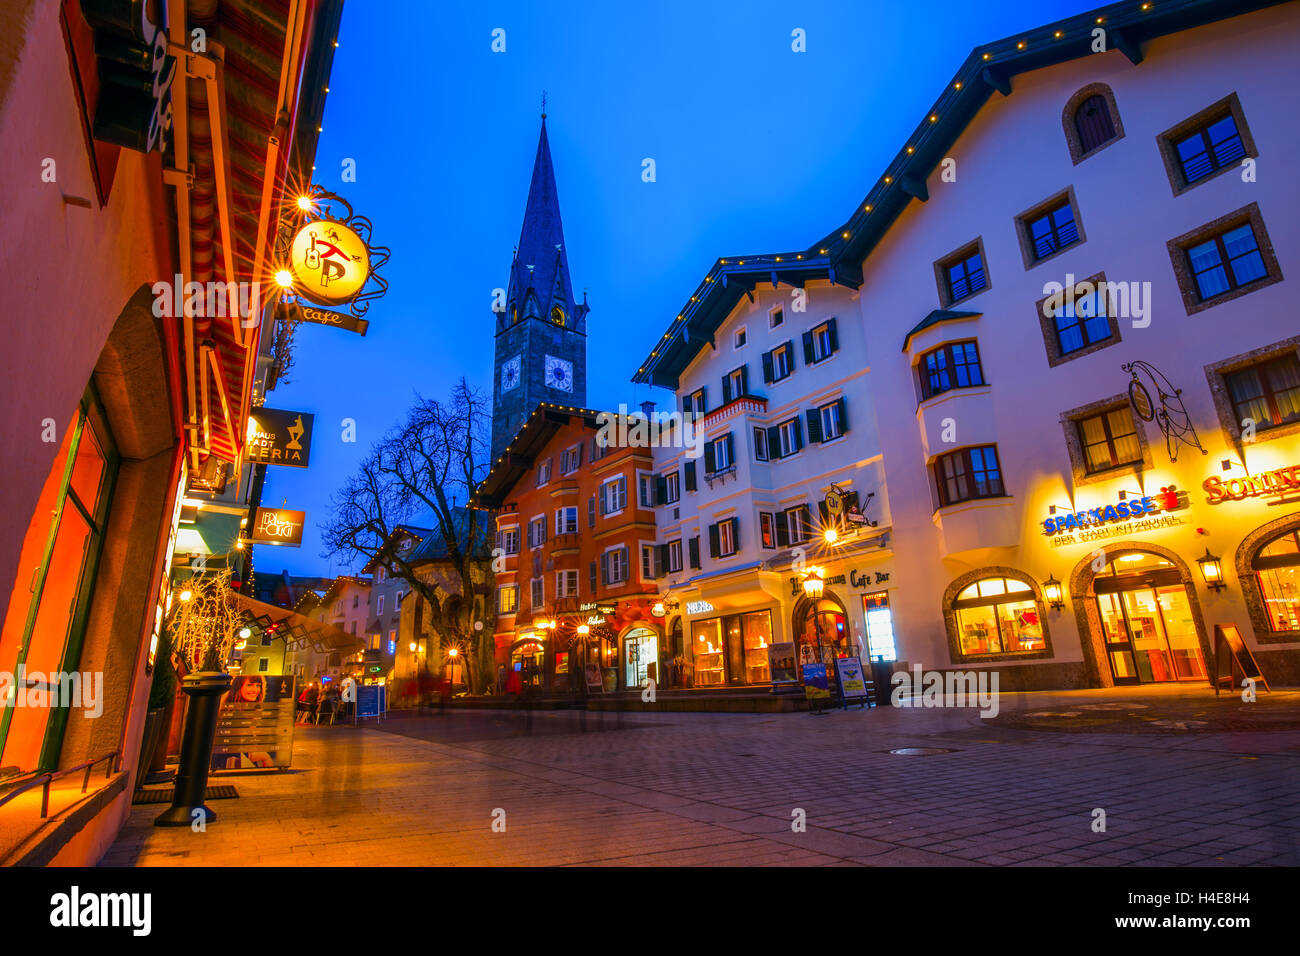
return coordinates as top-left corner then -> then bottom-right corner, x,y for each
132,785 -> 239,804
888,747 -> 957,756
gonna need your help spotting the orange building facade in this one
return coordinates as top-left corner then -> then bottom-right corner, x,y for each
473,405 -> 664,695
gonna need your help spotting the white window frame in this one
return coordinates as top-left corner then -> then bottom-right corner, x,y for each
668,539 -> 683,572
778,419 -> 799,458
501,526 -> 519,555
529,514 -> 545,549
561,444 -> 581,475
733,326 -> 747,350
727,366 -> 745,399
663,471 -> 680,504
377,595 -> 385,615
602,475 -> 627,516
637,470 -> 656,509
810,320 -> 835,363
718,518 -> 737,557
556,569 -> 578,598
711,436 -> 732,471
753,426 -> 769,462
606,545 -> 628,585
536,459 -> 552,487
773,343 -> 792,380
498,585 -> 519,614
820,401 -> 844,441
769,305 -> 784,329
640,542 -> 656,581
555,506 -> 578,535
784,505 -> 810,544
759,512 -> 776,549
530,577 -> 544,607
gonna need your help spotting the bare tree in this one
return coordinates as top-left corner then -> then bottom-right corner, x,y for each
321,379 -> 495,692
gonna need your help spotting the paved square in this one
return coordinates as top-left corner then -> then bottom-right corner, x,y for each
102,688 -> 1300,866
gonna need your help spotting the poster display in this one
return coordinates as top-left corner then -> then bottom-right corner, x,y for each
355,683 -> 387,720
768,642 -> 798,684
835,655 -> 872,709
211,675 -> 296,771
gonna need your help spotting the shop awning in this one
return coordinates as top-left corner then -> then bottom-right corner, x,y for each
229,592 -> 363,655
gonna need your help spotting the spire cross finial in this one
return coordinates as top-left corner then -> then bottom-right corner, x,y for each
541,90 -> 548,119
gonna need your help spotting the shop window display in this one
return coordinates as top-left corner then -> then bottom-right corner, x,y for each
952,577 -> 1043,656
690,619 -> 725,686
1254,529 -> 1300,632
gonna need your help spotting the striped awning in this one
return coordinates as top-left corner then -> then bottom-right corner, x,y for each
186,0 -> 317,468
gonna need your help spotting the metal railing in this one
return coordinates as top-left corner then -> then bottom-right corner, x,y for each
0,751 -> 121,819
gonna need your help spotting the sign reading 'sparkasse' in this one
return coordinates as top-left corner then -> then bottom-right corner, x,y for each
246,407 -> 313,468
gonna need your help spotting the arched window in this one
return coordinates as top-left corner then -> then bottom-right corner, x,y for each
952,576 -> 1043,656
1062,84 -> 1124,164
1074,95 -> 1117,154
1253,529 -> 1300,632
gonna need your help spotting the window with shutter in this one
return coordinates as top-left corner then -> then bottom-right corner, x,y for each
588,495 -> 596,528
589,560 -> 598,593
688,536 -> 701,568
685,461 -> 697,492
805,408 -> 823,444
707,523 -> 720,559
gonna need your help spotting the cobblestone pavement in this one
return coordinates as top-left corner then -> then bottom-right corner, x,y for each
102,687 -> 1300,866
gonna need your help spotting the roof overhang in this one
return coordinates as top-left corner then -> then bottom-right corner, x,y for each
472,403 -> 602,510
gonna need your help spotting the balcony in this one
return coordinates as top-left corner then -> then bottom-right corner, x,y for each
916,386 -> 996,459
931,495 -> 1019,558
550,532 -> 581,556
703,395 -> 766,429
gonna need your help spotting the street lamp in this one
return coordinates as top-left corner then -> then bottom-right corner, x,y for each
801,567 -> 829,709
1042,574 -> 1064,611
1197,548 -> 1225,591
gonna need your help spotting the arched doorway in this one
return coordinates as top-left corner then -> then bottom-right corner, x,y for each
507,636 -> 545,689
622,626 -> 659,690
1073,546 -> 1209,685
792,592 -> 852,669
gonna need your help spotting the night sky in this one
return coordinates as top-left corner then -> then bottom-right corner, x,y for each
260,0 -> 1095,579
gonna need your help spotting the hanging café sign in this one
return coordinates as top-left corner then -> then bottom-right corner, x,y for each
277,189 -> 389,331
245,407 -> 314,468
1042,486 -> 1185,545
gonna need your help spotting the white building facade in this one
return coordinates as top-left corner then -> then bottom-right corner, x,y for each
636,0 -> 1300,692
643,277 -> 897,690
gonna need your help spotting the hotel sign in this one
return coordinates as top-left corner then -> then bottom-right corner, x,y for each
1203,464 -> 1300,503
246,407 -> 313,468
685,600 -> 714,616
248,508 -> 306,547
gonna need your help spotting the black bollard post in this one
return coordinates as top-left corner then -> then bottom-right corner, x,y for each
155,672 -> 232,827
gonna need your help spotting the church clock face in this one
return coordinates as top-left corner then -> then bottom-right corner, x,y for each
544,354 -> 573,393
502,355 -> 521,392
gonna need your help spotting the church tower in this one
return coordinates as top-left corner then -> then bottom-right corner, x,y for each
491,112 -> 589,462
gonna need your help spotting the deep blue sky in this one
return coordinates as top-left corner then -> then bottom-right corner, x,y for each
260,0 -> 1096,579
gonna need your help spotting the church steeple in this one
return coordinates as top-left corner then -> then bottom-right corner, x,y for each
503,117 -> 588,333
491,111 -> 589,462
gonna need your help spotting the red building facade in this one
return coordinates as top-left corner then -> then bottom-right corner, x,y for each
473,405 -> 664,694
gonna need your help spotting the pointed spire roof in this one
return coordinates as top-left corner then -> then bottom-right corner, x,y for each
507,116 -> 585,328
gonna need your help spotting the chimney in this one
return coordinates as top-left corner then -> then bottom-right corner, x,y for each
639,400 -> 656,420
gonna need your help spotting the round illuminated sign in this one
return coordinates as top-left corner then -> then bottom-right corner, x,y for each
1128,380 -> 1155,422
288,219 -> 370,306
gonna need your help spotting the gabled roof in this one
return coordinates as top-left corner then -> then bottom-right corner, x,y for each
406,509 -> 492,563
318,574 -> 371,609
902,310 -> 982,352
361,525 -> 435,575
471,402 -> 603,510
632,0 -> 1288,389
